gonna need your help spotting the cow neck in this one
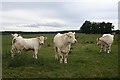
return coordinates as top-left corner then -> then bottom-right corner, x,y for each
99,39 -> 109,46
61,34 -> 71,48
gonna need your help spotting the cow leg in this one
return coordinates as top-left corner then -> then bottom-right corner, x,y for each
11,47 -> 13,53
103,45 -> 107,52
68,44 -> 71,52
100,45 -> 104,52
63,53 -> 68,64
55,47 -> 59,60
11,53 -> 15,58
18,50 -> 21,54
107,45 -> 111,54
32,50 -> 35,58
58,50 -> 63,63
11,45 -> 15,53
11,45 -> 16,58
59,54 -> 63,63
34,49 -> 38,59
11,49 -> 15,58
11,51 -> 15,58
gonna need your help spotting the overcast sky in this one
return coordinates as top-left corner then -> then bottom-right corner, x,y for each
1,0 -> 119,31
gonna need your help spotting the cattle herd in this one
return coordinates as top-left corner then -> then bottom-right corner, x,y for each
10,32 -> 114,64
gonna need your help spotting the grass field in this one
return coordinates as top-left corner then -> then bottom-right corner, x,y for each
2,33 -> 119,78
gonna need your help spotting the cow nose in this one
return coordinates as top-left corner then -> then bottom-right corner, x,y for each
41,43 -> 44,45
75,40 -> 77,43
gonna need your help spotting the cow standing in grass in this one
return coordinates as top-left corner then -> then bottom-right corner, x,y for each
96,34 -> 114,54
11,34 -> 47,59
53,32 -> 77,63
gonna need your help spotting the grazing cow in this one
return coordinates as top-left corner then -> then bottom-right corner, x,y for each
53,32 -> 77,63
11,35 -> 47,59
96,34 -> 114,54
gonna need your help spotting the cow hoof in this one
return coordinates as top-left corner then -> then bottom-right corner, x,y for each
60,62 -> 63,63
99,52 -> 102,53
59,61 -> 63,63
55,57 -> 58,60
64,62 -> 67,64
35,57 -> 38,59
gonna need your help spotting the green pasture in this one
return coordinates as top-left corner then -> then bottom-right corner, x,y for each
2,33 -> 119,78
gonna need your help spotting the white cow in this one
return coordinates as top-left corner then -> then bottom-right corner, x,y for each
11,35 -> 47,59
53,32 -> 77,63
96,34 -> 114,54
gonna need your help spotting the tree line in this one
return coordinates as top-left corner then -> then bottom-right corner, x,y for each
80,20 -> 116,34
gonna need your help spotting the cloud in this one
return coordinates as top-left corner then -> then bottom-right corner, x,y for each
2,25 -> 75,32
2,9 -> 68,25
1,0 -> 119,31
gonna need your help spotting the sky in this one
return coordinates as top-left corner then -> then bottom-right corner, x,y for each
0,0 -> 119,31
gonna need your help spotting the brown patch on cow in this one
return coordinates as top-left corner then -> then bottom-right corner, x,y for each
13,39 -> 16,44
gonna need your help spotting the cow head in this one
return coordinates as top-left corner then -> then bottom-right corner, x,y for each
11,33 -> 19,38
96,38 -> 102,45
37,36 -> 47,45
65,32 -> 77,44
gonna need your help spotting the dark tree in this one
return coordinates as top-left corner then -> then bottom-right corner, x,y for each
80,20 -> 114,34
80,20 -> 91,34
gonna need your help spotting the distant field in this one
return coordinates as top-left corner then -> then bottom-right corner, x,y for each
2,33 -> 119,78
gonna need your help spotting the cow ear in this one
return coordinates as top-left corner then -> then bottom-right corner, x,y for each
37,37 -> 41,40
18,34 -> 21,36
11,34 -> 14,37
96,38 -> 99,40
45,37 -> 47,40
73,32 -> 75,34
65,33 -> 69,37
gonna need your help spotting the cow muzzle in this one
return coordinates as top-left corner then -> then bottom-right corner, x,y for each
74,40 -> 77,43
40,43 -> 44,45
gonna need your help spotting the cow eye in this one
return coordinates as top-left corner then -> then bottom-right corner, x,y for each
69,36 -> 72,38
